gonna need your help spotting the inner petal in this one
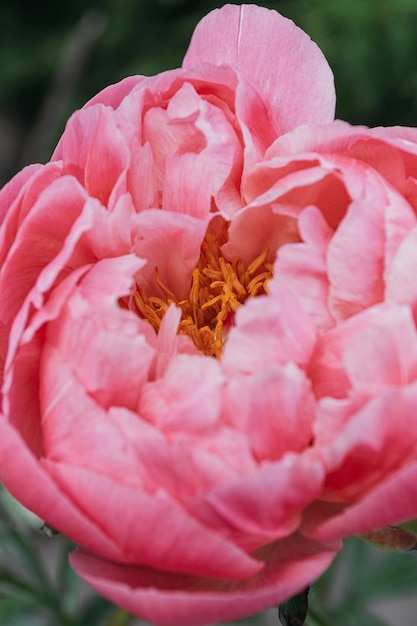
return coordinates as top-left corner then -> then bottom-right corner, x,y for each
134,221 -> 273,358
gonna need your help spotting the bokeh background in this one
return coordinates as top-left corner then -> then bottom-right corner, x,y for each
1,0 -> 417,187
1,1 -> 417,624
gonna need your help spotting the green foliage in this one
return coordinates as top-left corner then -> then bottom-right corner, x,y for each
289,0 -> 417,126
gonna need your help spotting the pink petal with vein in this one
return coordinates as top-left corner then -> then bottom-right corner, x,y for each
183,4 -> 335,132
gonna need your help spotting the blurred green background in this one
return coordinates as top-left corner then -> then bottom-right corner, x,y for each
1,0 -> 417,187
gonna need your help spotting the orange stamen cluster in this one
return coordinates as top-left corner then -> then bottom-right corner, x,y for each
134,223 -> 273,358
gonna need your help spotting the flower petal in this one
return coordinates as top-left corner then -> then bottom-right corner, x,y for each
223,364 -> 314,461
222,285 -> 316,375
308,462 -> 417,541
46,460 -> 262,579
0,420 -> 123,561
207,454 -> 324,542
70,533 -> 339,626
183,4 -> 335,132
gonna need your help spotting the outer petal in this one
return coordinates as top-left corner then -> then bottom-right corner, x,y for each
182,4 -> 335,132
45,460 -> 262,580
0,420 -> 123,562
0,162 -> 63,268
2,267 -> 90,456
0,176 -> 91,326
70,533 -> 340,626
0,163 -> 42,226
83,76 -> 146,110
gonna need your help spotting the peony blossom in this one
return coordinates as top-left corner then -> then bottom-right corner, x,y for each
1,3 -> 417,625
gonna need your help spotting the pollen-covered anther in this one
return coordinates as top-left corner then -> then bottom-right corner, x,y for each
134,225 -> 273,358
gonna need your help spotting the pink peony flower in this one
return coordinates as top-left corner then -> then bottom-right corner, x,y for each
2,3 -> 417,624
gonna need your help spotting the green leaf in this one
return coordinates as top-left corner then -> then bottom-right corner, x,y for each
0,596 -> 45,626
77,596 -> 114,626
398,519 -> 417,535
1,525 -> 51,595
0,572 -> 43,603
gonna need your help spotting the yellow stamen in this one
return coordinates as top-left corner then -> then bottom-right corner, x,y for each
134,223 -> 273,358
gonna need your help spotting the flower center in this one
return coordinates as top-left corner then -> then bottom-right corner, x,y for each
134,223 -> 273,358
